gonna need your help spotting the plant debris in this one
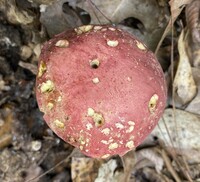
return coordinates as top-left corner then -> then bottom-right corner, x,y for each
0,0 -> 200,182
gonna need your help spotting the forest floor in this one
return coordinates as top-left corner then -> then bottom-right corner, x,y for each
0,0 -> 200,182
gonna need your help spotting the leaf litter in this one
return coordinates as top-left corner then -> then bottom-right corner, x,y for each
0,0 -> 200,182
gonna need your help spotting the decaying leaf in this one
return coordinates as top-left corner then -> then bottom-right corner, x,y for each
76,0 -> 166,25
120,150 -> 136,182
185,68 -> 200,115
161,149 -> 182,182
152,109 -> 200,150
1,0 -> 200,181
29,0 -> 57,5
186,0 -> 200,44
40,0 -> 82,37
0,106 -> 14,149
146,167 -> 170,182
75,0 -> 169,50
133,158 -> 154,172
0,75 -> 10,92
169,0 -> 193,18
189,43 -> 200,68
71,153 -> 136,182
136,148 -> 164,173
185,0 -> 200,67
155,0 -> 193,54
18,61 -> 37,75
170,148 -> 200,182
173,30 -> 197,105
186,163 -> 200,179
71,157 -> 102,182
95,159 -> 118,182
167,147 -> 200,165
0,0 -> 34,25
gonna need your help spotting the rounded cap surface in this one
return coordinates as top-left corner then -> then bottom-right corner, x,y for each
36,25 -> 167,158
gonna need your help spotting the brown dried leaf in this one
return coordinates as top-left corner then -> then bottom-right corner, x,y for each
0,0 -> 34,25
155,0 -> 192,54
0,106 -> 13,140
97,161 -> 117,181
169,0 -> 193,18
133,158 -> 154,171
0,134 -> 12,150
187,163 -> 200,179
185,0 -> 200,67
167,147 -> 200,165
186,68 -> 200,115
152,109 -> 200,150
144,168 -> 170,182
30,0 -> 57,5
40,0 -> 82,37
0,75 -> 10,92
76,0 -> 169,50
120,150 -> 136,182
95,159 -> 118,182
186,0 -> 200,44
71,157 -> 102,182
173,30 -> 197,105
190,45 -> 200,68
136,148 -> 164,173
77,0 -> 167,27
170,148 -> 200,178
18,61 -> 37,75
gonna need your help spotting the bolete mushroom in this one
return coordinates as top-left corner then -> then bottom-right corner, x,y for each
36,25 -> 167,158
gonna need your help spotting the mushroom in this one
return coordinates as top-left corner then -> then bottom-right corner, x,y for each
36,25 -> 167,158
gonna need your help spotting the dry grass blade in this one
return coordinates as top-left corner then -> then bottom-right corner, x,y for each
156,1 -> 196,182
86,0 -> 113,24
161,149 -> 181,182
120,150 -> 136,182
155,0 -> 193,54
182,157 -> 194,182
159,142 -> 194,182
0,133 -> 12,149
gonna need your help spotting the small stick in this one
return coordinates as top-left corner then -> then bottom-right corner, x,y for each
161,149 -> 181,182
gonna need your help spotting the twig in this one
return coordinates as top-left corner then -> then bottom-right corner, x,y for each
161,149 -> 181,182
121,150 -> 136,182
86,0 -> 113,25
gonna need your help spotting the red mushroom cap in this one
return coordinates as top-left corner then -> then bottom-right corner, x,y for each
36,25 -> 167,158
